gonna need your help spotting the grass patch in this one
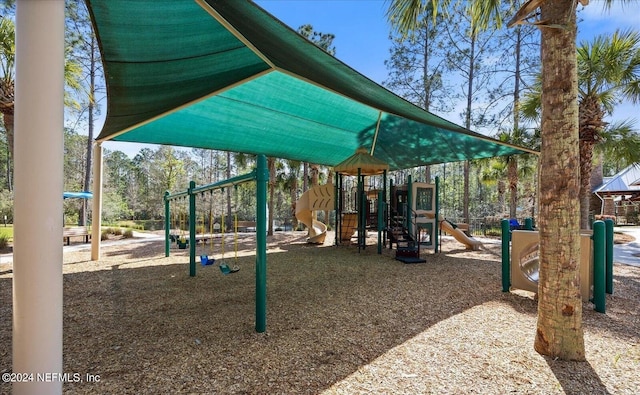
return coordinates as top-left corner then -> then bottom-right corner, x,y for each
0,225 -> 13,240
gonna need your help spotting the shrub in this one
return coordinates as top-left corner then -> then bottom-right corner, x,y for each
123,228 -> 134,238
101,230 -> 110,241
0,234 -> 9,249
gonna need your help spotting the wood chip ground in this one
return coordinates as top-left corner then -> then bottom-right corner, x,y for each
1,231 -> 638,394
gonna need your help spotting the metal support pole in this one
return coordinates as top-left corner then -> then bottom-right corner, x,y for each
524,217 -> 533,230
357,169 -> 363,252
388,178 -> 394,249
604,219 -> 614,294
256,155 -> 268,332
377,190 -> 384,254
592,220 -> 606,313
91,142 -> 103,261
383,170 -> 387,247
334,177 -> 339,246
165,191 -> 170,257
407,175 -> 413,235
501,219 -> 511,292
434,176 -> 440,253
189,181 -> 196,277
14,1 -> 65,393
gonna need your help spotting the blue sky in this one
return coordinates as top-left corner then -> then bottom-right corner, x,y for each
104,0 -> 640,156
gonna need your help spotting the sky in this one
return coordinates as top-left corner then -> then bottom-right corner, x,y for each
103,0 -> 640,157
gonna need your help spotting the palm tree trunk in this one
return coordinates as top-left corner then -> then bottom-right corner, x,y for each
508,157 -> 518,219
2,111 -> 13,191
534,0 -> 585,361
578,95 -> 605,229
579,139 -> 596,229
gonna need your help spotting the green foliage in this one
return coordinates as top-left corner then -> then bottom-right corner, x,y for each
102,190 -> 133,223
122,228 -> 134,238
297,24 -> 336,55
0,225 -> 12,239
0,189 -> 13,223
0,233 -> 9,249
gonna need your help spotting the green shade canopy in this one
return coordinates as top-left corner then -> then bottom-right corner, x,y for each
88,0 -> 536,170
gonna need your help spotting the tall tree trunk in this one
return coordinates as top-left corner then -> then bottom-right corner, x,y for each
578,95 -> 605,229
325,170 -> 334,228
81,35 -> 98,226
534,0 -> 585,361
509,26 -> 523,220
590,154 -> 604,216
508,157 -> 518,219
303,162 -> 309,192
2,111 -> 13,191
497,179 -> 506,214
421,23 -> 432,184
267,157 -> 275,236
462,33 -> 476,224
579,139 -> 596,229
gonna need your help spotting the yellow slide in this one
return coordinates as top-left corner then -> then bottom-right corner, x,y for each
295,184 -> 334,244
440,219 -> 482,251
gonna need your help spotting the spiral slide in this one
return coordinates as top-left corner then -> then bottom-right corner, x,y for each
295,184 -> 334,244
440,219 -> 482,250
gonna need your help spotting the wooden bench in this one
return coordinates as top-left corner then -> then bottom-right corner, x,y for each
236,221 -> 256,232
63,227 -> 91,245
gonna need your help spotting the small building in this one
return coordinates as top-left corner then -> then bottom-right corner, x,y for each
593,164 -> 640,224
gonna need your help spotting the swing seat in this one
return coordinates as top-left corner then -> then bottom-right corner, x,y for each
219,264 -> 240,275
200,255 -> 215,266
177,239 -> 188,249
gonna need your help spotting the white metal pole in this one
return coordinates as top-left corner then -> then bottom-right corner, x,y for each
13,1 -> 65,394
91,142 -> 103,260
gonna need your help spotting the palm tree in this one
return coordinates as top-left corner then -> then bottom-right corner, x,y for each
522,29 -> 640,228
577,29 -> 640,228
386,0 -> 625,361
0,16 -> 83,191
0,17 -> 16,191
598,119 -> 640,174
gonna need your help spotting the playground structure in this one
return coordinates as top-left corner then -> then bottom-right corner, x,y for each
294,160 -> 482,262
501,219 -> 615,313
163,155 -> 268,333
295,183 -> 335,244
439,219 -> 482,250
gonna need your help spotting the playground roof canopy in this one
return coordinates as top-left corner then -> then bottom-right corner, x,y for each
63,192 -> 93,200
88,0 -> 536,170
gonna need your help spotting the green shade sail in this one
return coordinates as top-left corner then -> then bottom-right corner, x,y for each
88,0 -> 536,169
